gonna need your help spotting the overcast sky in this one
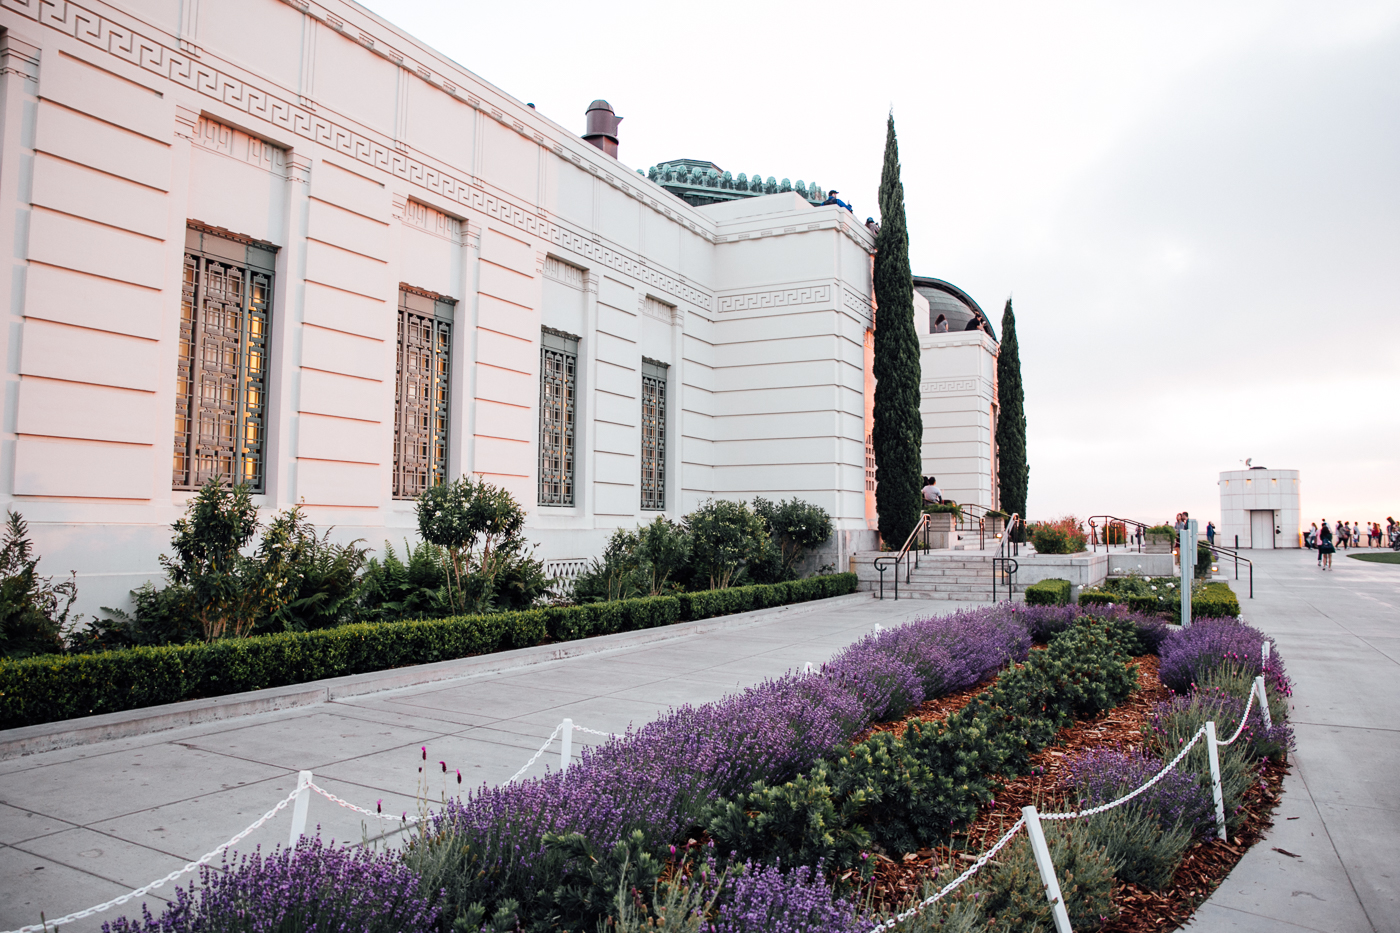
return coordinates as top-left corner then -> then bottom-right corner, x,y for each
364,0 -> 1399,531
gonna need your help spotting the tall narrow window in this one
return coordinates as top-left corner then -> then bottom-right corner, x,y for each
174,224 -> 277,492
394,285 -> 455,498
640,358 -> 668,510
539,328 -> 578,506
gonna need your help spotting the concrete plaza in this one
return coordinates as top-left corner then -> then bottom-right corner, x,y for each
0,547 -> 1395,931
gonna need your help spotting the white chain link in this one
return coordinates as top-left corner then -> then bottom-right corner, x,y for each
868,818 -> 1027,932
572,724 -> 621,738
308,781 -> 421,824
1217,684 -> 1258,747
1040,724 -> 1208,821
1,786 -> 302,933
505,721 -> 564,784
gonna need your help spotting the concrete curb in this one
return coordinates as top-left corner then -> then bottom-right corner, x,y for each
0,592 -> 872,760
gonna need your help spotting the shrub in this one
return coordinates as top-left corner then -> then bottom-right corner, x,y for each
1083,804 -> 1194,891
709,861 -> 859,933
751,497 -> 833,583
1145,691 -> 1259,832
416,475 -> 530,614
0,511 -> 78,658
357,540 -> 453,622
1027,516 -> 1088,554
1196,541 -> 1214,579
1024,577 -> 1071,606
101,836 -> 438,932
1158,617 -> 1280,694
1064,747 -> 1214,839
975,822 -> 1117,931
0,577 -> 859,729
686,499 -> 769,589
1192,582 -> 1240,619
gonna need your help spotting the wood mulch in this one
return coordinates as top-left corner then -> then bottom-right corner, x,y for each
859,654 -> 1290,931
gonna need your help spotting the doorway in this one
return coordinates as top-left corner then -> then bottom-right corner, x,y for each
1250,510 -> 1275,549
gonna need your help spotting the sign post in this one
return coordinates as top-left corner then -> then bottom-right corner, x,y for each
1180,519 -> 1196,628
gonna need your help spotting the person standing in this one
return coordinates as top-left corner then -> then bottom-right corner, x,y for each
1306,522 -> 1318,549
1319,520 -> 1334,569
1206,521 -> 1216,546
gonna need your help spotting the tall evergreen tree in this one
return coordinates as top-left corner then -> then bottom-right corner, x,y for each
995,298 -> 1028,519
871,113 -> 923,548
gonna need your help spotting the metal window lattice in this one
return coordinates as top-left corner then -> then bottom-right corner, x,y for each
394,290 -> 453,498
641,359 -> 668,510
539,330 -> 578,506
174,247 -> 271,492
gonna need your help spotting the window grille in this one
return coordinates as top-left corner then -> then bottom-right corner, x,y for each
394,286 -> 456,498
866,433 -> 877,492
641,358 -> 668,510
174,225 -> 277,492
539,328 -> 579,506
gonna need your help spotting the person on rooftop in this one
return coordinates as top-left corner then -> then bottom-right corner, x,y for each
822,190 -> 853,212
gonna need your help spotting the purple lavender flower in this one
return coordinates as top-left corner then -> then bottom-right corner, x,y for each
1159,617 -> 1292,696
101,836 -> 438,932
1064,746 -> 1215,837
709,861 -> 861,933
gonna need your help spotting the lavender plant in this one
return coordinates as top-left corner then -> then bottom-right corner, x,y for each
1064,747 -> 1214,838
708,861 -> 861,933
101,836 -> 439,933
1158,617 -> 1292,697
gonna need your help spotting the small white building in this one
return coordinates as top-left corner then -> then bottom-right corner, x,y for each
1218,468 -> 1300,549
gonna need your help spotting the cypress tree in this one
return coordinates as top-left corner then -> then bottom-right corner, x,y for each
872,113 -> 923,548
995,298 -> 1028,519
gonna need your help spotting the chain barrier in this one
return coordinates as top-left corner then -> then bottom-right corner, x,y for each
505,721 -> 565,784
1040,725 -> 1208,821
573,724 -> 621,738
1217,684 -> 1258,747
1,786 -> 302,933
308,781 -> 421,824
868,818 -> 1027,932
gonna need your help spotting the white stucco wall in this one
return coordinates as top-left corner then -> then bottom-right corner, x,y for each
1218,469 -> 1301,549
0,0 -> 886,616
918,331 -> 999,509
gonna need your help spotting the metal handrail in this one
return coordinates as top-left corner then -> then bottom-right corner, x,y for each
1196,540 -> 1254,598
990,513 -> 1022,601
1087,515 -> 1152,553
874,513 -> 933,600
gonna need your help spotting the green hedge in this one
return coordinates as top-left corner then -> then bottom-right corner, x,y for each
0,573 -> 859,730
1078,581 -> 1239,619
1025,577 -> 1071,606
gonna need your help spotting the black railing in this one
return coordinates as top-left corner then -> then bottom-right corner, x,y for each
874,513 -> 933,600
1087,515 -> 1152,553
990,513 -> 1022,601
1198,540 -> 1254,598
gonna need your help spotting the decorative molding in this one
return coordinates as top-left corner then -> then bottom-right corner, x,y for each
843,287 -> 874,322
2,0 -> 723,305
0,32 -> 40,79
718,285 -> 830,313
641,294 -> 678,324
402,199 -> 460,242
193,115 -> 288,176
920,379 -> 978,396
174,104 -> 199,138
542,255 -> 585,291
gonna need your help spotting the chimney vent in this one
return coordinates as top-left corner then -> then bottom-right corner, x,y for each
583,100 -> 622,157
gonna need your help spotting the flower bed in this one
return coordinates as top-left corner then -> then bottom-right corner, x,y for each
96,605 -> 1292,933
0,574 -> 858,730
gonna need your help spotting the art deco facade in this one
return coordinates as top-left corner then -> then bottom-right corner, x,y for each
0,0 -> 997,616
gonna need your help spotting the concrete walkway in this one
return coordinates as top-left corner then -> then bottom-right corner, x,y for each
0,594 -> 957,931
2,547 -> 1395,932
1188,547 -> 1400,933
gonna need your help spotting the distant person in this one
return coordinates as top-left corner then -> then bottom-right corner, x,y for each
1318,520 -> 1334,569
1206,521 -> 1216,546
821,190 -> 853,212
1370,521 -> 1380,547
921,476 -> 943,504
1338,521 -> 1349,549
1306,522 -> 1318,549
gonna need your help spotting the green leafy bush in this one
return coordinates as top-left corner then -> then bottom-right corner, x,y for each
0,511 -> 77,659
1196,541 -> 1213,579
686,499 -> 768,589
0,574 -> 858,729
921,502 -> 963,519
573,518 -> 691,603
1024,578 -> 1071,606
416,475 -> 533,615
975,823 -> 1117,930
1192,582 -> 1240,619
751,497 -> 833,583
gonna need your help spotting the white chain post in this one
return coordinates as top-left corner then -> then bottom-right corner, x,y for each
1262,639 -> 1271,671
804,661 -> 814,674
1022,806 -> 1073,933
560,718 -> 573,774
1205,721 -> 1227,840
288,770 -> 313,847
1254,675 -> 1273,731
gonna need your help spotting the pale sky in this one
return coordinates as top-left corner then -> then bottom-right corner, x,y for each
363,0 -> 1400,531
